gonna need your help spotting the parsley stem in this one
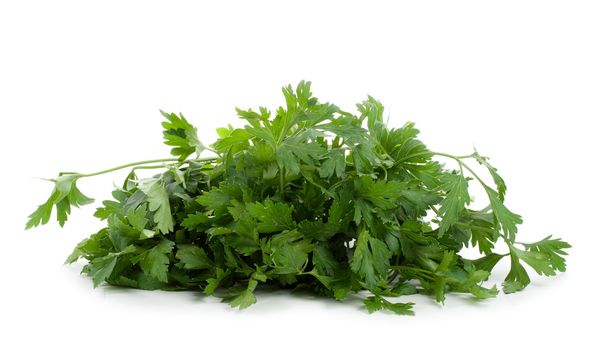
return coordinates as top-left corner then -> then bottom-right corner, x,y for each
453,222 -> 495,235
79,158 -> 178,177
279,167 -> 285,198
131,164 -> 177,171
390,265 -> 435,279
431,152 -> 489,188
79,157 -> 217,178
395,151 -> 476,167
393,151 -> 431,166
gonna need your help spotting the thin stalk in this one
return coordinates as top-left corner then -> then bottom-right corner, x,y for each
393,151 -> 433,166
131,164 -> 178,171
453,222 -> 495,235
432,152 -> 489,188
279,167 -> 285,198
390,265 -> 436,279
394,151 -> 475,167
79,157 -> 218,178
79,158 -> 178,177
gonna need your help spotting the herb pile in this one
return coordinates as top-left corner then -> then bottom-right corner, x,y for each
26,81 -> 570,315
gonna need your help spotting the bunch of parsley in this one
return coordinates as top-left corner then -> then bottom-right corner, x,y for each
26,81 -> 569,315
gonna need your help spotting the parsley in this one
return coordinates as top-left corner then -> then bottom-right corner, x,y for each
26,81 -> 570,315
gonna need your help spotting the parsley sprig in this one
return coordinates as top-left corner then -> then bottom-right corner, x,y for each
27,81 -> 570,314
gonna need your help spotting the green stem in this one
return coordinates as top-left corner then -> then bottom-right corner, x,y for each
393,151 -> 433,166
390,265 -> 435,279
131,164 -> 178,171
380,164 -> 388,181
432,152 -> 489,188
387,269 -> 400,284
429,204 -> 439,215
453,222 -> 495,235
395,151 -> 474,167
396,150 -> 491,191
79,157 -> 217,178
279,167 -> 285,198
80,158 -> 178,177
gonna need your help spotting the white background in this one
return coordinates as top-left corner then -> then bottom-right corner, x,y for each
1,1 -> 594,349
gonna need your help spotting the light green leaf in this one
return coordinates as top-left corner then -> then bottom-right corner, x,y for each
318,148 -> 346,178
437,173 -> 470,237
503,248 -> 531,294
161,110 -> 205,160
350,229 -> 391,289
84,245 -> 136,287
138,178 -> 173,234
127,203 -> 148,232
363,295 -> 415,316
520,235 -> 571,273
132,239 -> 175,283
175,245 -> 213,270
26,174 -> 94,229
246,200 -> 294,233
485,187 -> 522,241
472,150 -> 507,200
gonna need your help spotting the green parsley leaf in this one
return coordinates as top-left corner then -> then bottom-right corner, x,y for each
503,250 -> 531,294
246,200 -> 294,233
161,110 -> 205,160
472,150 -> 507,200
363,295 -> 415,316
132,239 -> 175,283
485,187 -> 523,242
520,235 -> 571,273
350,229 -> 391,289
175,245 -> 213,270
318,148 -> 346,178
84,245 -> 136,288
437,173 -> 470,237
138,177 -> 174,234
26,174 -> 93,229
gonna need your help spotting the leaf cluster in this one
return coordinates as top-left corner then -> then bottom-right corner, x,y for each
27,81 -> 570,314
